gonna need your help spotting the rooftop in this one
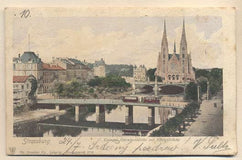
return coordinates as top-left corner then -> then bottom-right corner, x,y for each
19,51 -> 42,63
42,63 -> 65,70
94,58 -> 105,67
13,76 -> 29,83
168,53 -> 180,60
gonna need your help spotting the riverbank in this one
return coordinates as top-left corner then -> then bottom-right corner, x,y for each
14,109 -> 66,126
184,91 -> 223,136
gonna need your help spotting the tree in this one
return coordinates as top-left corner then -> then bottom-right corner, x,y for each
28,78 -> 37,99
195,69 -> 210,79
54,82 -> 64,96
146,68 -> 156,81
198,80 -> 207,93
88,77 -> 102,86
150,102 -> 200,137
185,82 -> 198,101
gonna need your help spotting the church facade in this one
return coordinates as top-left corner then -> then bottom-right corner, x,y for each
156,20 -> 195,84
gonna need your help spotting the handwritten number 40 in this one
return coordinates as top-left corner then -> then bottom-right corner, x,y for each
19,9 -> 31,18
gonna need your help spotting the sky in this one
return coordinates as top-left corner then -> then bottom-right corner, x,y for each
12,16 -> 223,69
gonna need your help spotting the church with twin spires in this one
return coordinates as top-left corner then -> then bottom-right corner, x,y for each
156,19 -> 195,84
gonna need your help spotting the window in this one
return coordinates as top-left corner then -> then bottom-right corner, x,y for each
27,83 -> 29,89
21,85 -> 24,89
163,54 -> 165,59
176,75 -> 179,80
168,75 -> 171,80
172,75 -> 175,80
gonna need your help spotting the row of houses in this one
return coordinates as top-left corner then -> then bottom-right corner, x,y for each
13,51 -> 106,107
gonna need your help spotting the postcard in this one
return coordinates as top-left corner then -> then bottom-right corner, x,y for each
5,7 -> 237,155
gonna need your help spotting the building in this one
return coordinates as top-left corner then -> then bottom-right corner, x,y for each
13,51 -> 44,93
93,58 -> 106,77
13,75 -> 35,108
121,76 -> 134,84
156,20 -> 195,84
52,57 -> 94,82
133,65 -> 147,82
42,63 -> 66,93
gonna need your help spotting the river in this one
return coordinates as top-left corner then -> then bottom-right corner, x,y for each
14,105 -> 164,137
14,87 -> 183,137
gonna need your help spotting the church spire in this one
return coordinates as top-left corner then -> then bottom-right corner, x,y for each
180,18 -> 188,57
157,19 -> 169,78
181,18 -> 187,46
173,40 -> 176,53
161,19 -> 168,46
181,18 -> 187,45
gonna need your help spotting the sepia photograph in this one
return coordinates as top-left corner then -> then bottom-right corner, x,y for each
5,7 -> 236,155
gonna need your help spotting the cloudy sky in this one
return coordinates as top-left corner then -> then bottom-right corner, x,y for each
12,16 -> 223,69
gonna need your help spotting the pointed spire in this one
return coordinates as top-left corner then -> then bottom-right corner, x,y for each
183,18 -> 185,31
164,19 -> 167,35
173,40 -> 176,53
181,18 -> 186,43
180,17 -> 188,56
161,19 -> 168,46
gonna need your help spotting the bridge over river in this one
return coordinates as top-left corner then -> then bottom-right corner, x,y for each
37,98 -> 186,126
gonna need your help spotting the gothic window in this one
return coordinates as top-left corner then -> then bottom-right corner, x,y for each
176,75 -> 179,80
182,54 -> 185,58
172,75 -> 175,80
168,75 -> 171,80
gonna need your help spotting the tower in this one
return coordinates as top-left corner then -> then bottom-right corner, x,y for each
156,20 -> 169,79
180,19 -> 189,77
173,40 -> 176,54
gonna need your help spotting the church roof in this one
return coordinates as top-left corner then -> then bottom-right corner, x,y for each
168,53 -> 180,60
20,51 -> 42,63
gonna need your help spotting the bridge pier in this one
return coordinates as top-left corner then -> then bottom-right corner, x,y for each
197,85 -> 200,102
55,104 -> 59,111
148,107 -> 155,126
96,105 -> 105,124
154,76 -> 158,96
75,105 -> 80,122
125,105 -> 133,125
55,115 -> 60,121
207,81 -> 210,100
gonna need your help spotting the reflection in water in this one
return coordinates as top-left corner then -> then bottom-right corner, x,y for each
14,105 -> 162,137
